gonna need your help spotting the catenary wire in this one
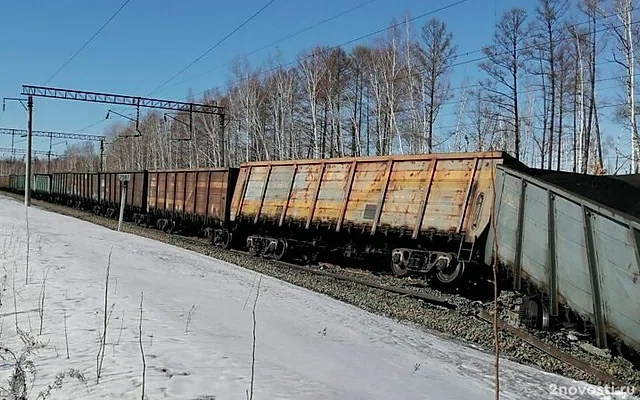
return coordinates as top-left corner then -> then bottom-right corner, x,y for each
44,0 -> 132,85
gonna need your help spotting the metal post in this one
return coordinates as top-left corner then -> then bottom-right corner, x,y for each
10,130 -> 15,167
219,113 -> 226,167
100,140 -> 104,172
118,181 -> 127,232
25,95 -> 33,207
47,132 -> 52,174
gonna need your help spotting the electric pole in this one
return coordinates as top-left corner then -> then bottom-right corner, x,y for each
25,96 -> 33,207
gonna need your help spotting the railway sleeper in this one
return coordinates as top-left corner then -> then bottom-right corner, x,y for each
391,247 -> 466,286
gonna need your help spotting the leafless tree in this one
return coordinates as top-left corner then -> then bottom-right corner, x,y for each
419,18 -> 457,153
479,8 -> 530,160
606,0 -> 639,173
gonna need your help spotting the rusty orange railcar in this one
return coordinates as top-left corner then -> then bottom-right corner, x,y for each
0,175 -> 9,190
142,168 -> 239,239
229,151 -> 522,284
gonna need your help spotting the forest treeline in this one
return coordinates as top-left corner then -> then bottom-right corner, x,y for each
2,0 -> 638,176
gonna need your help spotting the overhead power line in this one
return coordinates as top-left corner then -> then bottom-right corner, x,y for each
85,0 -> 375,127
165,0 -> 377,91
148,0 -> 278,96
44,0 -> 132,85
188,3 -> 636,100
180,0 -> 473,99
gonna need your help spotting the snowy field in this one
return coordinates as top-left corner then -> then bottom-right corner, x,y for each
0,194 -> 636,400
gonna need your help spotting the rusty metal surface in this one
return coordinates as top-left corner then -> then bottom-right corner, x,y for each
174,172 -> 186,213
239,151 -> 515,166
207,170 -> 229,221
98,172 -> 145,207
231,152 -> 514,242
0,175 -> 9,189
477,311 -> 631,388
195,171 -> 209,216
147,169 -> 230,221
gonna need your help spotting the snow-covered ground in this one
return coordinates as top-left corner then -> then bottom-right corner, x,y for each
0,194 -> 636,400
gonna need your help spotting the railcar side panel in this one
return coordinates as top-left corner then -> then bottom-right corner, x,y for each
420,159 -> 475,233
592,214 -> 640,347
207,171 -> 227,221
147,173 -> 158,210
195,172 -> 210,216
185,172 -> 197,215
342,161 -> 387,228
231,152 -> 516,242
230,167 -> 249,219
554,196 -> 593,316
487,165 -> 640,353
312,163 -> 349,224
33,174 -> 51,193
260,165 -> 294,221
157,172 -> 167,211
519,183 -> 550,288
91,173 -> 99,201
240,166 -> 269,218
174,172 -> 185,213
378,160 -> 432,231
286,164 -> 321,221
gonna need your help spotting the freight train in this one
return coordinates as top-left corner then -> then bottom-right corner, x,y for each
1,150 -> 639,365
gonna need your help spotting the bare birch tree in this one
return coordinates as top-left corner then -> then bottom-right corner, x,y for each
479,8 -> 530,160
419,18 -> 457,153
607,0 -> 639,172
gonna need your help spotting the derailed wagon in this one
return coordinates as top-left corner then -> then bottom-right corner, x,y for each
228,151 -> 522,285
487,164 -> 640,361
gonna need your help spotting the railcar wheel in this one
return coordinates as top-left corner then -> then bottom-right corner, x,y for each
391,262 -> 409,277
390,250 -> 409,277
435,261 -> 466,285
519,297 -> 550,330
220,230 -> 233,250
272,239 -> 288,261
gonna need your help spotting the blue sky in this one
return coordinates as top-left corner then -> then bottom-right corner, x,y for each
0,0 -> 626,161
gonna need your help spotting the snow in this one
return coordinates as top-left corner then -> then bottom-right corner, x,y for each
0,194 -> 636,400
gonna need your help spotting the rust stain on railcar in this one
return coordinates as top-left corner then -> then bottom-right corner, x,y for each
157,173 -> 167,211
207,171 -> 228,221
230,167 -> 249,220
286,164 -> 322,221
132,172 -> 145,208
421,159 -> 475,232
195,171 -> 210,216
314,163 -> 351,225
378,160 -> 434,231
166,172 -> 176,211
240,166 -> 269,218
342,161 -> 388,228
231,151 -> 519,238
260,165 -> 295,220
174,172 -> 186,212
148,173 -> 158,211
184,172 -> 197,214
